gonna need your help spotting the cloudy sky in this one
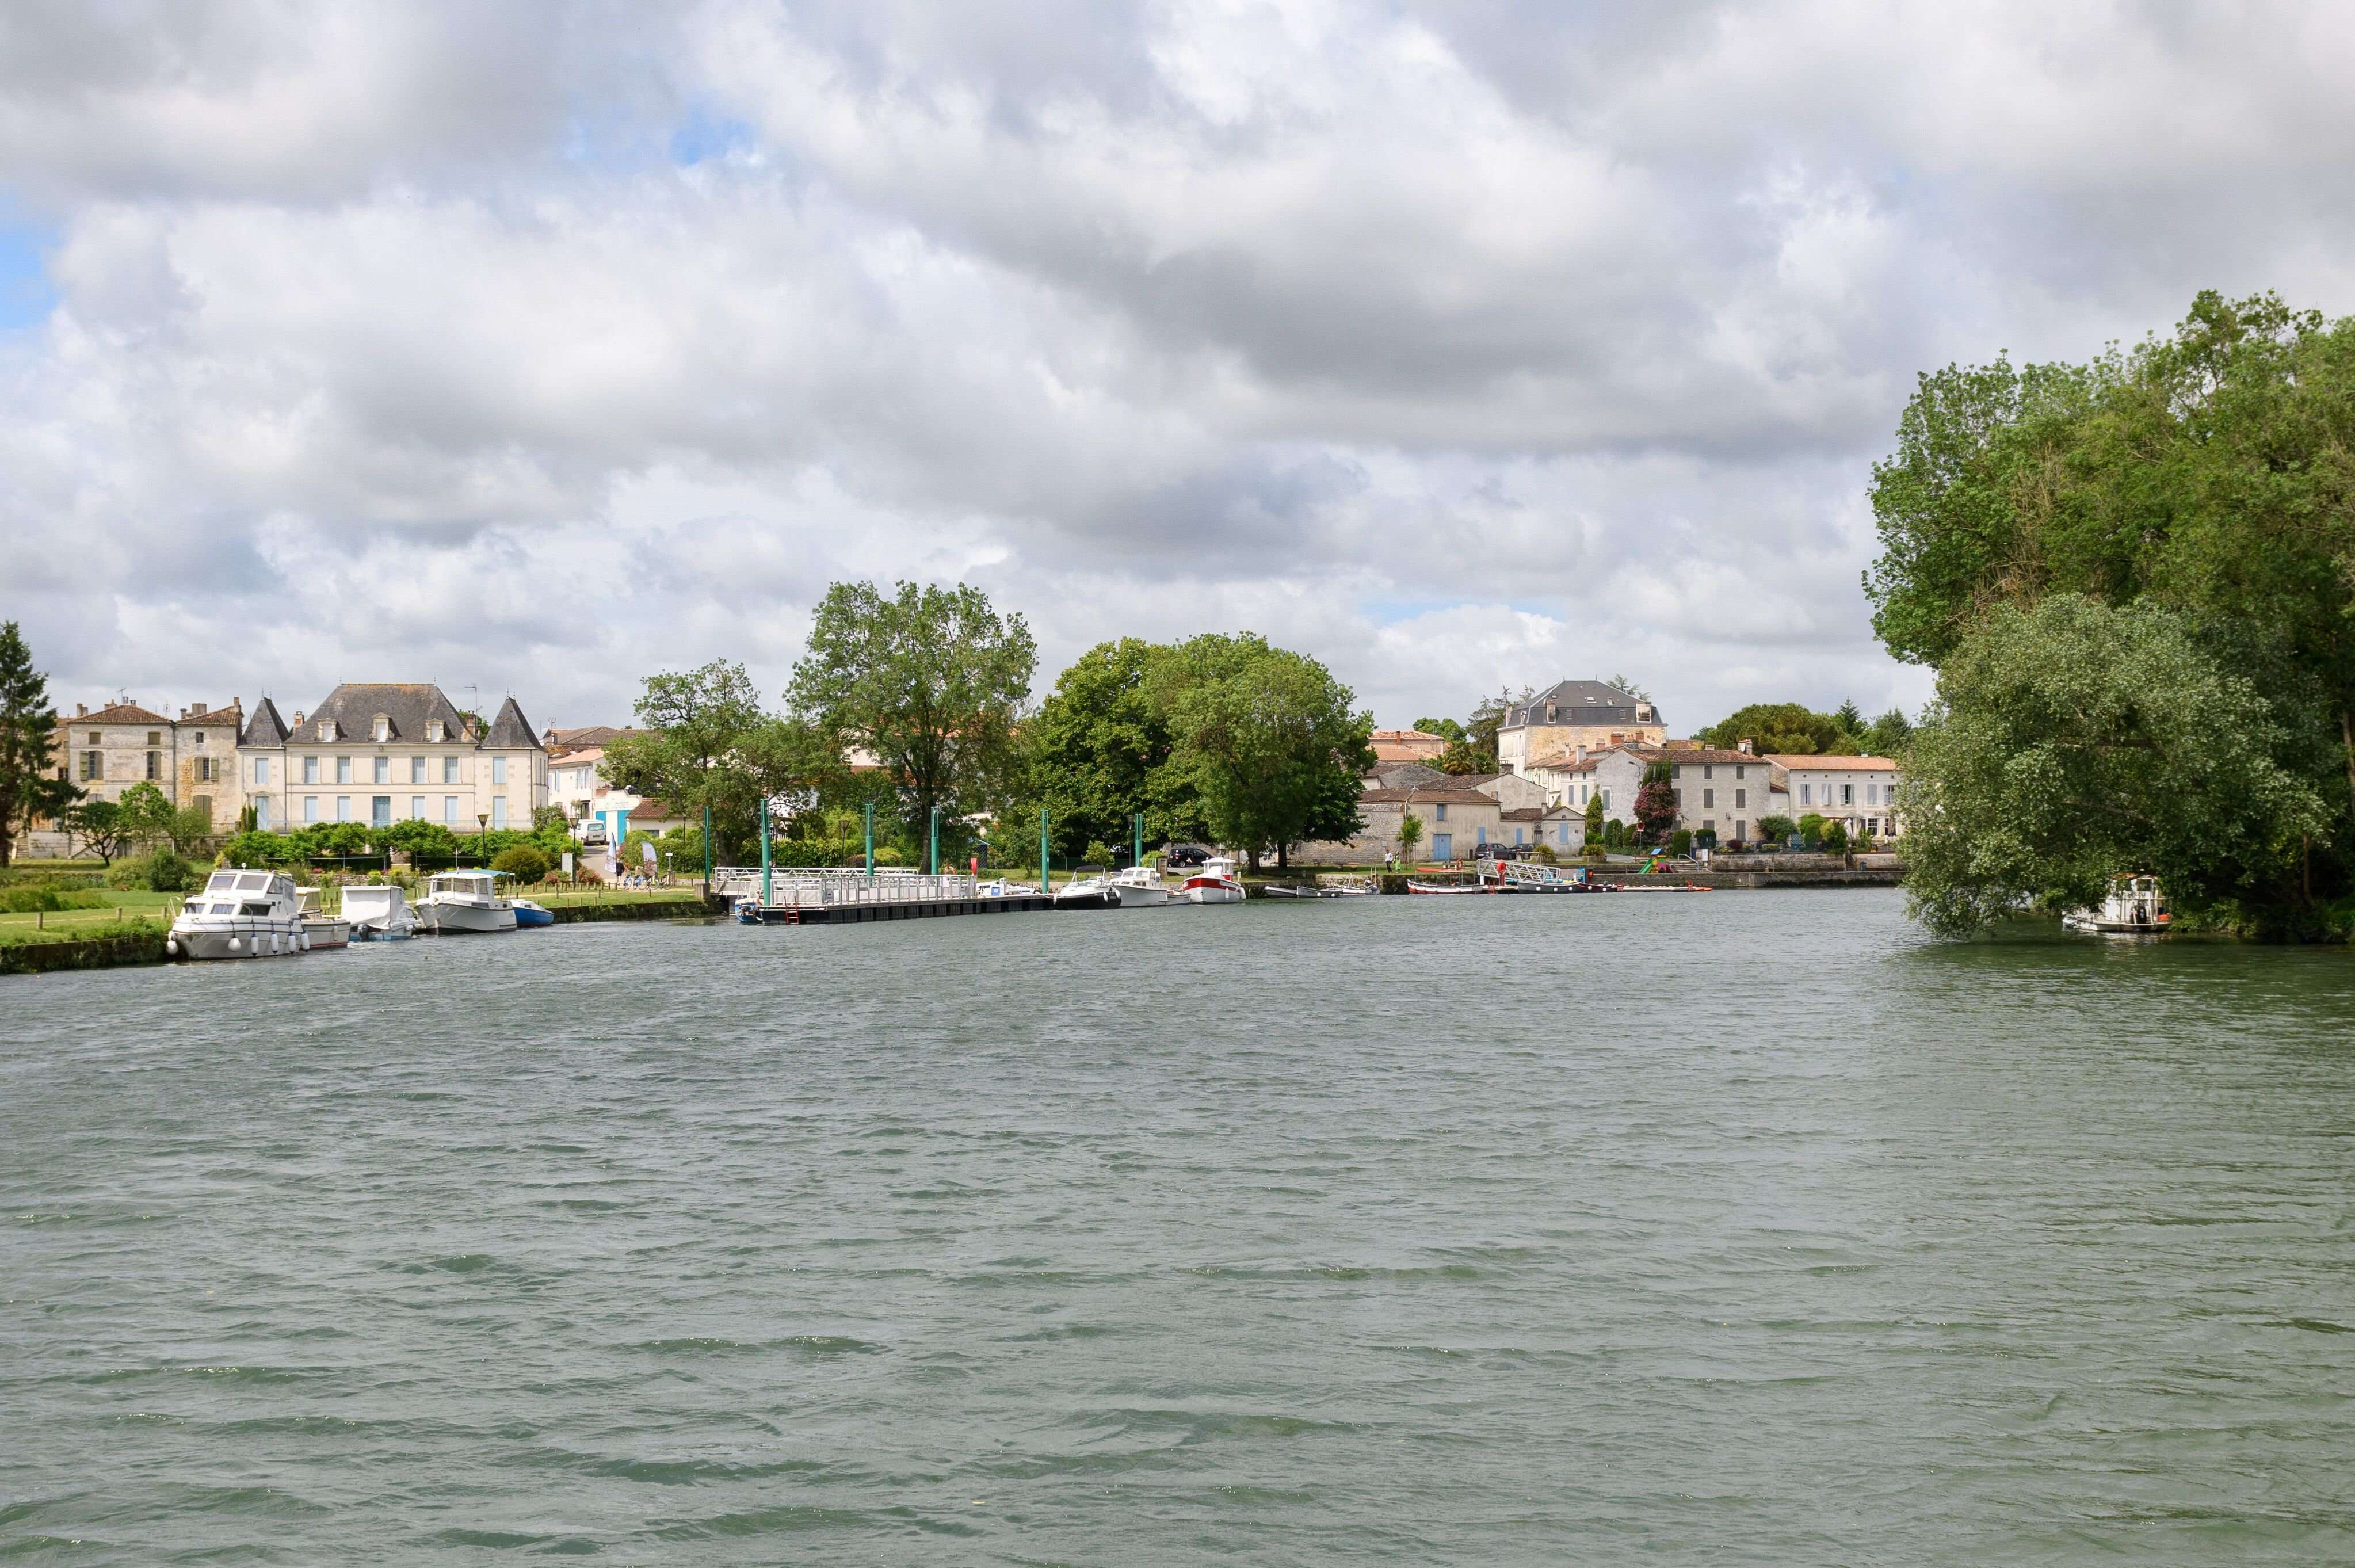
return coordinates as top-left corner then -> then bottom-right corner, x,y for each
6,1 -> 2353,736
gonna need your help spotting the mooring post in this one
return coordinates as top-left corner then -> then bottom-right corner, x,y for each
701,805 -> 712,892
864,800 -> 874,882
1133,811 -> 1142,871
759,795 -> 772,907
1039,808 -> 1049,894
929,805 -> 939,876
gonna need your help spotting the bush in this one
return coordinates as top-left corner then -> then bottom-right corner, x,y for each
1582,842 -> 1608,861
1822,822 -> 1850,854
1531,844 -> 1557,864
490,845 -> 555,883
131,849 -> 197,892
1669,828 -> 1693,858
770,837 -> 861,869
872,845 -> 906,867
1756,814 -> 1797,845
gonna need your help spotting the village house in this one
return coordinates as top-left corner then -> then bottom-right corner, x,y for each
1369,728 -> 1448,764
238,684 -> 548,834
1529,742 -> 1783,846
1495,680 -> 1667,775
1296,767 -> 1576,864
545,728 -> 652,842
29,697 -> 244,853
1763,754 -> 1904,841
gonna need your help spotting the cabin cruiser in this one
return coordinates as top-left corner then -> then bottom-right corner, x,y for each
1181,854 -> 1246,904
2063,875 -> 2170,935
1054,871 -> 1122,910
169,870 -> 311,960
295,887 -> 351,949
341,884 -> 416,941
414,869 -> 518,934
1108,864 -> 1171,907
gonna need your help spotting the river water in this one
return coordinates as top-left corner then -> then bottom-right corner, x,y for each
3,888 -> 2352,1563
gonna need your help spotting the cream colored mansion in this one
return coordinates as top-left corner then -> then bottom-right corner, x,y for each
237,684 -> 548,834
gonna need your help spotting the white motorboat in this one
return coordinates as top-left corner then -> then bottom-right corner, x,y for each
1054,872 -> 1122,910
979,879 -> 1040,897
295,887 -> 351,949
414,869 -> 518,934
1108,864 -> 1171,907
1181,854 -> 1246,904
169,870 -> 311,960
2062,874 -> 2170,935
342,883 -> 416,941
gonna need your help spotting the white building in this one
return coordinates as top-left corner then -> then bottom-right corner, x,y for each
1529,743 -> 1787,846
1496,680 -> 1666,775
238,684 -> 548,834
1762,754 -> 1904,841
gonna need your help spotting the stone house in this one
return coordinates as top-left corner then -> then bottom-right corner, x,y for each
51,698 -> 243,818
238,684 -> 548,835
1528,742 -> 1781,846
1762,754 -> 1904,841
1495,680 -> 1666,775
1370,728 -> 1448,763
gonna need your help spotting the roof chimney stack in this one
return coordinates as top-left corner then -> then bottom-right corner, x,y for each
1738,739 -> 1753,755
75,702 -> 87,716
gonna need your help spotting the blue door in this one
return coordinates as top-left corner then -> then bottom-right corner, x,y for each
1432,832 -> 1452,860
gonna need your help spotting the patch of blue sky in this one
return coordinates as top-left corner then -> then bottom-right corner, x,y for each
1358,596 -> 1561,627
0,205 -> 58,331
669,106 -> 757,168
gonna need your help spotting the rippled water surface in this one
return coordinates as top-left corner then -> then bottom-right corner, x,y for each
5,889 -> 2354,1563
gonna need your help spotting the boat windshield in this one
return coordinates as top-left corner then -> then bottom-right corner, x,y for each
206,872 -> 239,892
236,872 -> 270,891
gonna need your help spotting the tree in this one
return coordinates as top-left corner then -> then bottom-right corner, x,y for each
63,799 -> 132,865
0,623 -> 76,866
604,661 -> 817,863
1756,813 -> 1798,845
1865,708 -> 1915,756
113,782 -> 178,851
1024,638 -> 1195,861
1699,702 -> 1852,757
1899,595 -> 2325,937
1159,634 -> 1375,872
788,581 -> 1036,842
1833,698 -> 1866,737
165,802 -> 216,855
1432,738 -> 1497,775
1865,289 -> 2355,931
1633,762 -> 1679,845
1398,810 -> 1424,857
1582,791 -> 1604,842
1412,717 -> 1467,744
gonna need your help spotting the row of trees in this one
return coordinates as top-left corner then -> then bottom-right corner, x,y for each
1868,289 -> 2355,937
603,582 -> 1375,873
1698,700 -> 1911,758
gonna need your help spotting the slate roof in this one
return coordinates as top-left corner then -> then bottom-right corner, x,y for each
546,724 -> 627,753
482,696 -> 540,750
1365,761 -> 1448,789
1502,680 -> 1660,730
239,697 -> 288,746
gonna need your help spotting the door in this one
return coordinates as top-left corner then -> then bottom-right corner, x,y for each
372,796 -> 392,827
1432,832 -> 1452,860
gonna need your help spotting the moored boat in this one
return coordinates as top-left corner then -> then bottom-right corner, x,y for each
342,883 -> 416,941
1180,854 -> 1246,904
414,869 -> 518,934
1054,871 -> 1122,910
169,870 -> 311,959
2062,874 -> 2170,935
1108,864 -> 1171,907
512,898 -> 555,927
295,887 -> 352,949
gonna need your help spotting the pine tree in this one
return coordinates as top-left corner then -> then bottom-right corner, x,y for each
0,622 -> 77,867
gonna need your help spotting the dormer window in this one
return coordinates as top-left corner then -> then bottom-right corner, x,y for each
318,719 -> 337,742
427,719 -> 445,743
1545,704 -> 1557,723
372,714 -> 391,743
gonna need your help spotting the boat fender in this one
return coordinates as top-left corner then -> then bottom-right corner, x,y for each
1106,887 -> 1121,907
165,938 -> 180,957
228,936 -> 241,953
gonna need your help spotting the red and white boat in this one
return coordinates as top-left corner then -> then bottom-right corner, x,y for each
1181,854 -> 1246,903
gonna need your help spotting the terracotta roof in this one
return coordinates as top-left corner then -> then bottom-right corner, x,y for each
1528,753 -> 1598,773
75,703 -> 169,725
1371,728 -> 1444,743
1632,745 -> 1769,766
1362,785 -> 1501,806
1499,807 -> 1549,821
1764,753 -> 1898,771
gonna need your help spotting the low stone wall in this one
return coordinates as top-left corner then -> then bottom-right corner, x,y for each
0,930 -> 170,976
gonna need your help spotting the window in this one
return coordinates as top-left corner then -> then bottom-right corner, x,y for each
492,797 -> 509,829
492,756 -> 508,785
1702,788 -> 1715,808
194,756 -> 213,782
335,756 -> 352,784
1842,784 -> 1854,805
303,796 -> 319,823
1735,819 -> 1746,840
372,796 -> 392,827
1434,803 -> 1448,822
147,731 -> 161,746
1702,819 -> 1714,834
427,720 -> 445,743
373,756 -> 389,784
255,798 -> 270,830
303,756 -> 319,784
372,715 -> 391,743
319,720 -> 337,742
1735,765 -> 1746,780
1734,788 -> 1746,808
443,757 -> 459,784
146,750 -> 161,780
1671,790 -> 1682,808
411,796 -> 426,819
411,756 -> 426,783
80,751 -> 101,780
1703,764 -> 1713,780
1513,827 -> 1524,845
1601,789 -> 1611,810
1800,784 -> 1812,804
444,796 -> 459,824
335,796 -> 351,822
254,757 -> 269,785
1475,825 -> 1487,846
86,731 -> 99,745
192,731 -> 204,747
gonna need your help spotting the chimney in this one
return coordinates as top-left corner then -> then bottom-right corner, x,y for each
75,702 -> 86,716
1738,739 -> 1752,755
292,711 -> 306,727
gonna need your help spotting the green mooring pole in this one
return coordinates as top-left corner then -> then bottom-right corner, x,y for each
701,805 -> 711,889
759,795 -> 772,907
864,800 -> 874,881
929,806 -> 940,875
1133,812 -> 1143,870
1039,808 -> 1049,892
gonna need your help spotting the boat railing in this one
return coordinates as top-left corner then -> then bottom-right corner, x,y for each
713,867 -> 979,907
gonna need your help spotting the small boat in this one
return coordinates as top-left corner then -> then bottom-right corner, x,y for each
1054,871 -> 1122,910
169,870 -> 311,959
1108,864 -> 1171,907
414,869 -> 518,934
2063,874 -> 2170,935
979,878 -> 1040,897
1406,880 -> 1495,895
342,884 -> 416,941
1180,854 -> 1246,904
512,898 -> 555,927
1325,878 -> 1379,896
295,887 -> 352,949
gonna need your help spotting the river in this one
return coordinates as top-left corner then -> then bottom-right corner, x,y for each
3,888 -> 2351,1563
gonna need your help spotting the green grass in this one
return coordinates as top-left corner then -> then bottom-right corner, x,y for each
0,913 -> 172,948
525,887 -> 703,910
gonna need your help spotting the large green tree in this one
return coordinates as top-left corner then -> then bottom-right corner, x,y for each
1866,290 -> 2355,932
0,623 -> 76,866
1022,638 -> 1200,860
1159,634 -> 1373,871
602,660 -> 817,863
1698,703 -> 1858,757
787,581 -> 1037,842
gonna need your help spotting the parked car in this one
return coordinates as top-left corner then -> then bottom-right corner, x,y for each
1478,842 -> 1524,861
1163,843 -> 1211,869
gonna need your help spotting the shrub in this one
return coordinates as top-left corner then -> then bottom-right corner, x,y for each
1669,828 -> 1693,858
770,837 -> 861,869
872,846 -> 906,867
1582,842 -> 1608,862
145,849 -> 198,892
490,845 -> 555,883
1822,822 -> 1850,854
1756,815 -> 1797,844
1530,844 -> 1557,864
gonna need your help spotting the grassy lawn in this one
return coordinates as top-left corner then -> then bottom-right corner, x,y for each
525,887 -> 704,910
0,895 -> 180,946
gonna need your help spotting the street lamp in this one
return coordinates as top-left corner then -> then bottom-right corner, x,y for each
476,811 -> 488,867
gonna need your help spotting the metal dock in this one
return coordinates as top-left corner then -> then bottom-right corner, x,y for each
713,868 -> 1056,926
